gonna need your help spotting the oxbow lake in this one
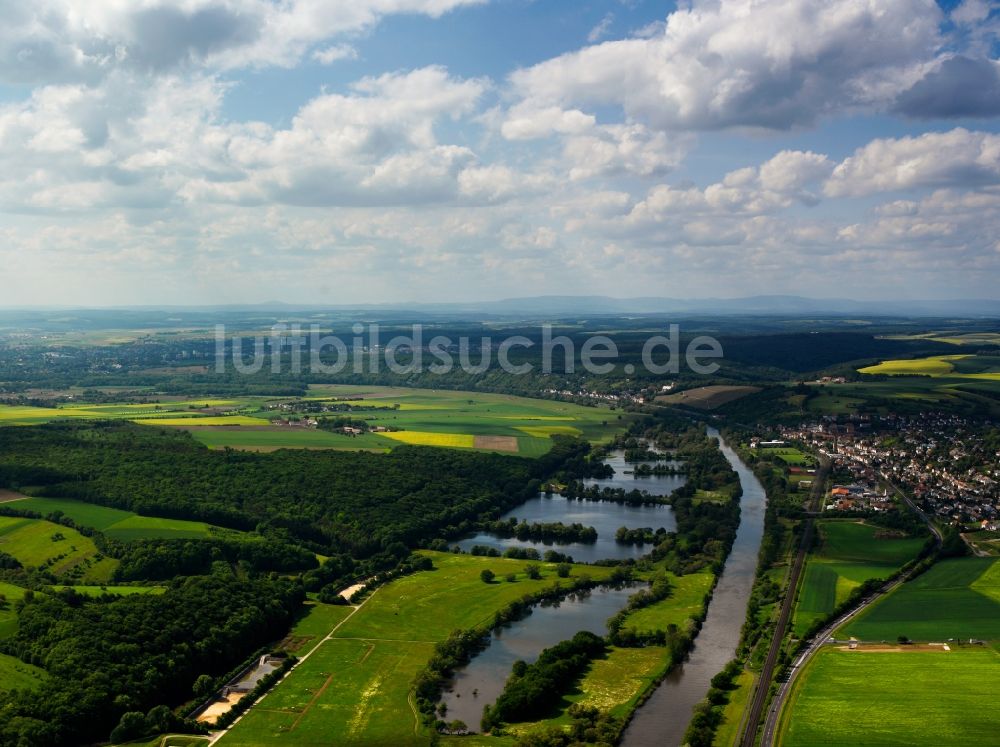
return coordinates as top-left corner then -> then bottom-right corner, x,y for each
444,448 -> 684,728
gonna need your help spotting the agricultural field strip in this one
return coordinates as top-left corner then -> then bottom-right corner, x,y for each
207,586 -> 382,746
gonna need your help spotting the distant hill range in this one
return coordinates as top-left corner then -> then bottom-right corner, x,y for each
3,295 -> 1000,317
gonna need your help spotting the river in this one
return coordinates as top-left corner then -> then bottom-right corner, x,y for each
620,427 -> 767,747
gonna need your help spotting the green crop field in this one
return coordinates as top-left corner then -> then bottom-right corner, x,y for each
218,552 -> 623,746
280,601 -> 355,655
293,385 -> 628,456
840,557 -> 1000,641
0,516 -> 116,583
186,427 -> 394,452
793,522 -> 925,636
777,646 -> 1000,747
859,354 -> 1000,381
758,447 -> 813,466
0,651 -> 47,693
16,497 -> 219,541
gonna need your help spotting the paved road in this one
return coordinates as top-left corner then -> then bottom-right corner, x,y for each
758,477 -> 943,747
738,457 -> 829,747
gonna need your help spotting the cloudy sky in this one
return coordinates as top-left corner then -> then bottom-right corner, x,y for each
2,0 -> 999,306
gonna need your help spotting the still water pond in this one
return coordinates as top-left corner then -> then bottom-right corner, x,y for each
440,584 -> 638,730
456,449 -> 684,563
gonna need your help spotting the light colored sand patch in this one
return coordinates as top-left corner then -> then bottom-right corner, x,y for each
473,435 -> 519,452
196,693 -> 242,723
340,583 -> 366,601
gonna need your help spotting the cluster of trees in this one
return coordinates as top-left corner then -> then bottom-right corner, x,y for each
0,575 -> 303,746
614,526 -> 667,545
481,518 -> 598,544
559,483 -> 667,506
513,704 -> 623,746
481,631 -> 608,729
605,571 -> 676,647
682,659 -> 743,747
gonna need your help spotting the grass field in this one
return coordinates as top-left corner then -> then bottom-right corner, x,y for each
218,552 -> 622,746
620,570 -> 714,633
0,516 -> 116,582
279,602 -> 355,656
15,497 -> 219,540
133,415 -> 271,426
777,646 -> 1000,746
656,385 -> 761,410
712,670 -> 754,747
0,651 -> 47,693
758,447 -> 814,466
0,581 -> 28,639
186,427 -> 394,452
839,557 -> 1000,641
793,521 -> 925,636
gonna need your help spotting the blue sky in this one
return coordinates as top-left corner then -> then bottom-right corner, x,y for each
1,0 -> 999,306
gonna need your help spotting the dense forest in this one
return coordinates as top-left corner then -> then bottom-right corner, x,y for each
0,575 -> 303,746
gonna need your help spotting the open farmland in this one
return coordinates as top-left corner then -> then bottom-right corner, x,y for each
1,387 -> 628,456
183,426 -> 394,452
656,385 -> 761,410
777,646 -> 1000,747
14,497 -> 221,541
217,552 -> 623,746
840,557 -> 1000,641
793,521 -> 926,636
859,354 -> 1000,381
189,386 -> 627,455
0,516 -> 115,582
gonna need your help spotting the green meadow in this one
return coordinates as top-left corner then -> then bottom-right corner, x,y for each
777,647 -> 1000,747
793,521 -> 925,636
217,553 -> 639,746
840,557 -> 1000,641
15,497 -> 219,541
0,516 -> 115,582
0,651 -> 47,693
619,570 -> 714,633
0,581 -> 29,639
757,447 -> 814,466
